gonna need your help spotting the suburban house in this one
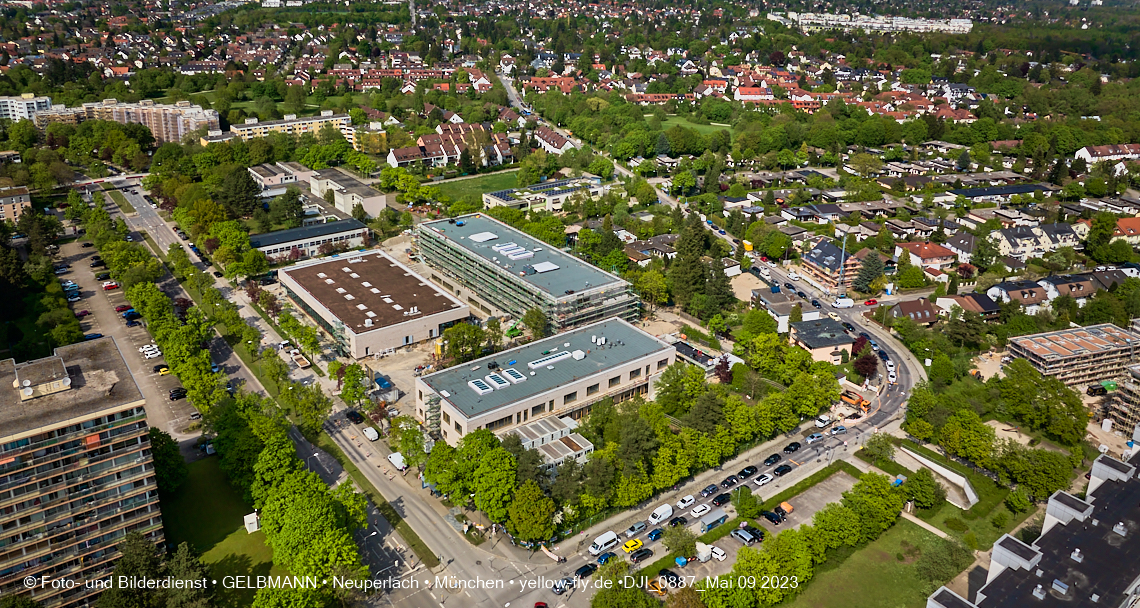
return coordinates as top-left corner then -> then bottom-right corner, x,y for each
894,241 -> 957,269
995,223 -> 1080,261
1037,275 -> 1096,307
934,293 -> 1001,320
986,280 -> 1050,314
888,299 -> 939,326
943,232 -> 977,264
788,318 -> 855,364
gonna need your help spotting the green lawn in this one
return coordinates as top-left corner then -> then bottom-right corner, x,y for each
659,115 -> 732,136
783,519 -> 944,608
433,171 -> 518,204
161,457 -> 286,608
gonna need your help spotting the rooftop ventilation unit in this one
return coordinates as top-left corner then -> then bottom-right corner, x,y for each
364,319 -> 373,327
572,350 -> 586,360
528,351 -> 572,369
492,242 -> 519,251
485,373 -> 510,389
469,231 -> 498,243
508,250 -> 534,260
468,379 -> 493,395
502,368 -> 527,384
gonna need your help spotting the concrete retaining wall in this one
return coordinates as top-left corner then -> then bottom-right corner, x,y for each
900,446 -> 980,509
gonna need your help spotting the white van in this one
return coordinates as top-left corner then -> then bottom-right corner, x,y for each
362,427 -> 379,441
387,452 -> 408,471
588,531 -> 620,555
832,298 -> 855,308
648,503 -> 674,525
760,267 -> 771,279
788,272 -> 801,281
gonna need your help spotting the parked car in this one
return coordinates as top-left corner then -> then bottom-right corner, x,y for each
720,475 -> 738,489
621,539 -> 643,553
864,299 -> 877,306
773,464 -> 793,477
81,242 -> 94,248
90,260 -> 105,268
123,312 -> 141,321
213,271 -> 224,278
647,528 -> 663,542
796,291 -> 808,299
731,528 -> 760,545
574,564 -> 597,579
806,433 -> 824,444
760,511 -> 783,525
878,350 -> 889,361
831,425 -> 848,435
153,365 -> 168,373
115,305 -> 132,313
842,322 -> 856,332
783,442 -> 801,454
668,516 -> 688,528
888,371 -> 897,384
711,493 -> 732,507
552,577 -> 575,595
710,545 -> 727,561
102,281 -> 119,290
738,466 -> 758,479
754,473 -> 774,487
75,310 -> 90,318
811,299 -> 822,309
210,363 -> 220,373
345,411 -> 365,424
67,295 -> 82,303
658,569 -> 682,587
691,504 -> 711,518
629,548 -> 654,564
700,484 -> 719,497
763,454 -> 782,466
624,522 -> 647,538
83,333 -> 102,340
676,495 -> 696,510
95,272 -> 111,280
596,552 -> 616,565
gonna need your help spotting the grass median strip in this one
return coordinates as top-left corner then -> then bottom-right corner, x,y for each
309,430 -> 441,569
106,188 -> 136,214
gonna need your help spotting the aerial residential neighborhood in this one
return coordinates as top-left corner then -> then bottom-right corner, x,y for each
0,0 -> 1138,608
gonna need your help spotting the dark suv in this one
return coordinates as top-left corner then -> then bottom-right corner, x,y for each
711,493 -> 732,507
345,411 -> 365,424
763,454 -> 782,466
700,484 -> 719,497
629,548 -> 654,564
738,466 -> 758,479
783,442 -> 801,454
773,464 -> 793,477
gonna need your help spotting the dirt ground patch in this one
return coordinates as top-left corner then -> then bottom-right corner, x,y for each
984,420 -> 1035,447
730,272 -> 763,302
972,351 -> 1006,381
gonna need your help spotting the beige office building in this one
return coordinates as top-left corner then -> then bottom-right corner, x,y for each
279,249 -> 470,359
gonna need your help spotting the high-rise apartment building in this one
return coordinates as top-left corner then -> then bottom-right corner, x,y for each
0,338 -> 163,608
0,94 -> 52,121
32,99 -> 219,144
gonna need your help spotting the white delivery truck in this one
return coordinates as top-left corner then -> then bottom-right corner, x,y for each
832,298 -> 855,308
647,503 -> 674,525
588,531 -> 620,555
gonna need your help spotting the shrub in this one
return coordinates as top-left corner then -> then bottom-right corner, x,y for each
944,518 -> 969,532
915,538 -> 974,583
896,552 -> 906,561
963,532 -> 979,551
991,511 -> 1009,529
1005,488 -> 1031,514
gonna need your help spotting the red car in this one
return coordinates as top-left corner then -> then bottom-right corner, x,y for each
864,299 -> 877,306
115,305 -> 131,312
102,281 -> 119,290
75,310 -> 90,318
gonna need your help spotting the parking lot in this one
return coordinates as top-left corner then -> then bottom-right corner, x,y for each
754,470 -> 859,533
57,240 -> 201,437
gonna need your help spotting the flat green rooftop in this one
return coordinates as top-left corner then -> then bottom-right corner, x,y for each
420,317 -> 674,420
418,214 -> 627,298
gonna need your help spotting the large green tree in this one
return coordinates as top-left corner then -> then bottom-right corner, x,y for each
507,479 -> 555,542
473,447 -> 517,522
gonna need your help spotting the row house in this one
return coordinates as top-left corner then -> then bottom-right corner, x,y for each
987,280 -> 1050,314
534,126 -> 574,155
1074,217 -> 1140,246
1074,144 -> 1140,164
626,93 -> 696,105
386,143 -> 464,168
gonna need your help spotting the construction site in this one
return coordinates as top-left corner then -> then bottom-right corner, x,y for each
1006,323 -> 1140,389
